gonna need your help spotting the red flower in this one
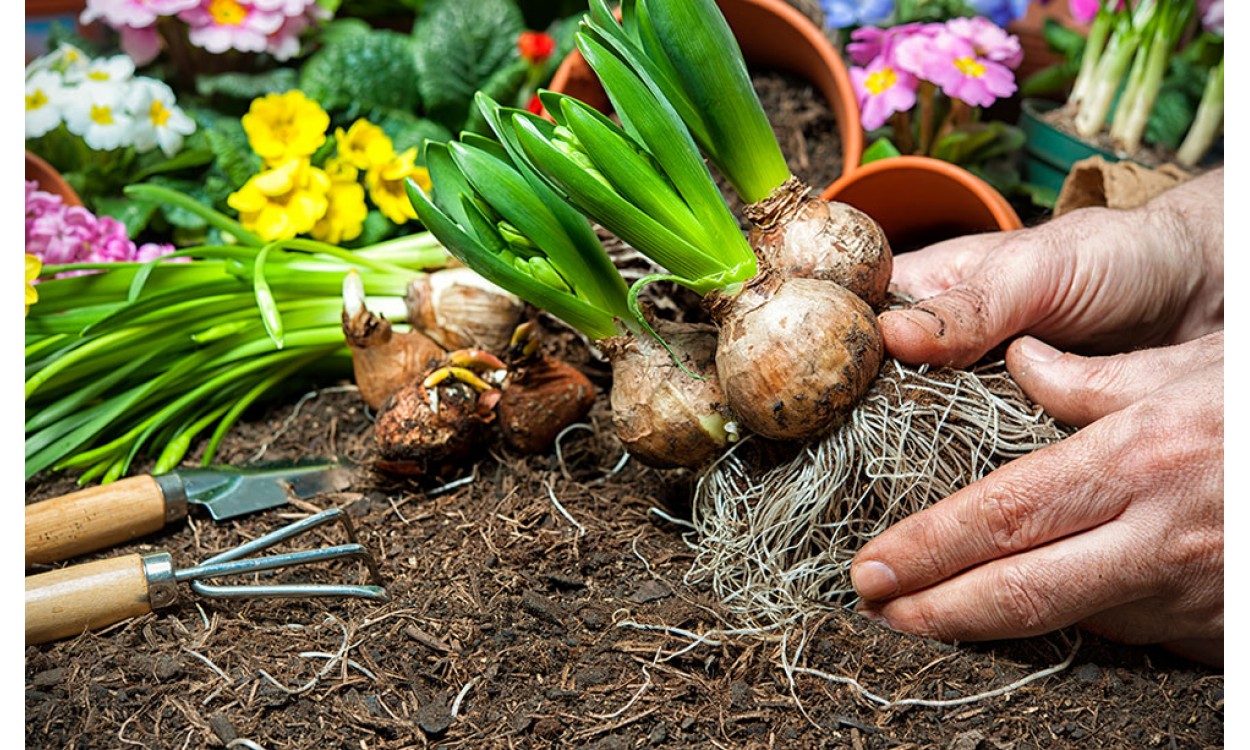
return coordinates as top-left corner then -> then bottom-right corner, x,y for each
525,94 -> 544,116
517,31 -> 556,65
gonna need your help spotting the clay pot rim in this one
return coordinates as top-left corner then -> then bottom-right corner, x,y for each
821,154 -> 1023,233
26,150 -> 83,208
546,0 -> 864,176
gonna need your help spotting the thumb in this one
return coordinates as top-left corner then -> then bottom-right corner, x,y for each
1006,331 -> 1223,427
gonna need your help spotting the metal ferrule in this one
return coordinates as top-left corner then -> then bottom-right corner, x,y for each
154,474 -> 188,524
141,552 -> 179,610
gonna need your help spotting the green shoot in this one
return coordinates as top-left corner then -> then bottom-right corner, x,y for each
26,186 -> 452,482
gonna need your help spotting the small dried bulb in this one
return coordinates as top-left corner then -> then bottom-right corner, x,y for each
406,267 -> 526,353
342,270 -> 446,411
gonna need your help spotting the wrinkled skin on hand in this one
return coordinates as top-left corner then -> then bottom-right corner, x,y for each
852,170 -> 1224,666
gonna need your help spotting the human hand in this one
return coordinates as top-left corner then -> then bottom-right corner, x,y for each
850,331 -> 1223,665
852,170 -> 1225,665
877,169 -> 1224,367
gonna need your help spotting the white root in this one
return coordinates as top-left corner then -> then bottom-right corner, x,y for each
685,359 -> 1073,628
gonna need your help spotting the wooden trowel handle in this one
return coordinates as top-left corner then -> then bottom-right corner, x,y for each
25,475 -> 182,567
25,554 -> 164,645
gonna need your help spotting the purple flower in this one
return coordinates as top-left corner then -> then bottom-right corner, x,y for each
819,0 -> 893,29
896,29 -> 1016,108
968,0 -> 1031,27
1199,0 -> 1223,34
944,16 -> 1023,69
25,180 -> 186,273
850,56 -> 919,130
136,242 -> 180,262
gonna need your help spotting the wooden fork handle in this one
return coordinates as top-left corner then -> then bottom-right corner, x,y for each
25,553 -> 178,645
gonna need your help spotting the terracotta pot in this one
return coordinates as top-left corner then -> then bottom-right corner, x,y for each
26,150 -> 83,207
821,156 -> 1022,252
546,0 -> 863,175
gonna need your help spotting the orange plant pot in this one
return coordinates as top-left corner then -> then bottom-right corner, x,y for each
26,150 -> 83,208
822,156 -> 1022,252
546,0 -> 863,177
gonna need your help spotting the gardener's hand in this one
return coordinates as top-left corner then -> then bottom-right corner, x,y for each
851,332 -> 1223,665
852,171 -> 1225,665
876,168 -> 1223,369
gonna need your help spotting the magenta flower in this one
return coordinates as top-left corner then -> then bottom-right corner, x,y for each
118,24 -> 165,66
1068,0 -> 1100,23
850,56 -> 919,130
896,29 -> 1016,108
845,23 -> 935,67
81,0 -> 199,30
26,181 -> 184,277
178,1 -> 286,56
944,16 -> 1023,69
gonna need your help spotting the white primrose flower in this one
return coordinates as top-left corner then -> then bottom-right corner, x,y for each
25,70 -> 66,139
65,54 -> 136,87
63,81 -> 135,151
126,78 -> 196,157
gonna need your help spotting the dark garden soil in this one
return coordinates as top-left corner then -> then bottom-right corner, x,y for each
24,70 -> 1222,750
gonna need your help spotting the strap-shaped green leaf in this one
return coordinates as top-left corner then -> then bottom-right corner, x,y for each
638,0 -> 790,203
578,34 -> 755,270
513,115 -> 731,288
560,98 -> 705,251
405,178 -> 621,340
448,140 -> 628,317
474,93 -> 631,320
580,3 -> 714,158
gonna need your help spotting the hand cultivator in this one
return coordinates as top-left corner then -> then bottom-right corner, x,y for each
26,508 -> 388,645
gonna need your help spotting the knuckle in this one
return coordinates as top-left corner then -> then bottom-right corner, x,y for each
978,487 -> 1041,557
993,566 -> 1054,633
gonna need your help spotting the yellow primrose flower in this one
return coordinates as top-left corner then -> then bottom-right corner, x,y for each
227,158 -> 331,241
312,157 -> 368,245
366,147 -> 429,225
335,119 -> 395,171
25,254 -> 41,316
241,90 -> 330,165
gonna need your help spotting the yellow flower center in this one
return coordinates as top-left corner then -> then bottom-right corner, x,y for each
865,68 -> 897,96
149,100 -> 171,127
954,56 -> 986,78
90,104 -> 115,125
88,71 -> 110,81
26,89 -> 48,111
209,0 -> 248,25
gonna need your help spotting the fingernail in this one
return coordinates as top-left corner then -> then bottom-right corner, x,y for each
855,605 -> 892,629
1016,336 -> 1061,363
850,560 -> 899,601
898,307 -> 945,338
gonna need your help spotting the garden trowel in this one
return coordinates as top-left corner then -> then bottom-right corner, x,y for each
25,459 -> 354,568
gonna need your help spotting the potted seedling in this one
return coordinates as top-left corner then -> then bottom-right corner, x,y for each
1019,0 -> 1224,199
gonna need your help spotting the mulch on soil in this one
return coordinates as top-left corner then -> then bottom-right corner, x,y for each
24,69 -> 1222,750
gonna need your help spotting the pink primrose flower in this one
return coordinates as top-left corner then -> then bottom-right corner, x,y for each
944,16 -> 1023,69
895,29 -> 1016,108
845,23 -> 936,67
179,0 -> 287,56
119,24 -> 165,66
81,0 -> 199,29
135,242 -> 181,262
850,56 -> 919,131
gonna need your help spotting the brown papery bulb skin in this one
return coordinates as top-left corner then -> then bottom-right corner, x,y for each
601,320 -> 738,469
406,267 -> 526,353
373,380 -> 500,477
342,308 -> 446,411
709,275 -> 883,442
746,178 -> 893,309
498,357 -> 597,454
